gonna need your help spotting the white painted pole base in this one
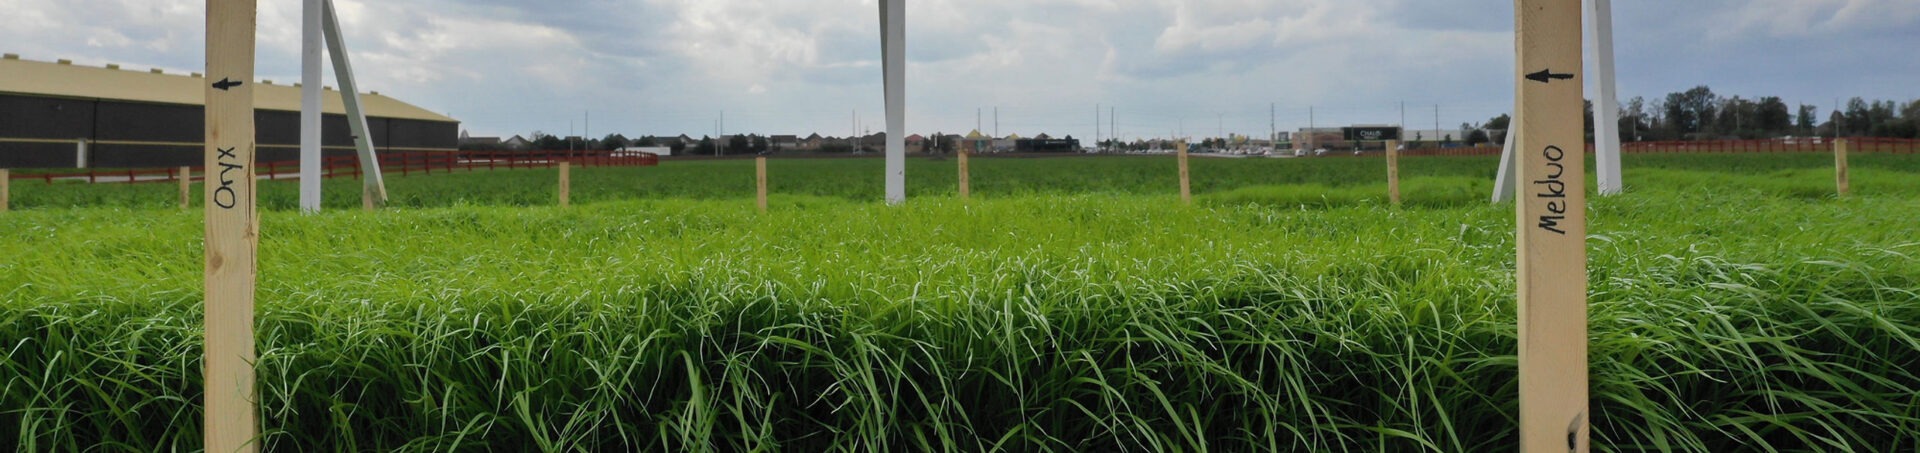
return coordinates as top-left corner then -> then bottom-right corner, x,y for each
1588,0 -> 1623,195
880,0 -> 906,205
299,0 -> 323,213
1494,127 -> 1518,203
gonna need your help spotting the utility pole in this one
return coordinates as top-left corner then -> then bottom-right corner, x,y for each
1271,103 -> 1277,148
994,107 -> 999,137
1096,103 -> 1101,151
1109,106 -> 1115,148
1400,101 -> 1407,138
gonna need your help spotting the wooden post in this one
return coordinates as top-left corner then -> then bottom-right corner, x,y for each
958,147 -> 972,201
180,166 -> 192,210
559,161 -> 571,208
1386,140 -> 1402,207
1177,140 -> 1191,205
1,169 -> 9,212
204,0 -> 261,451
361,184 -> 374,211
1515,0 -> 1588,451
1834,139 -> 1850,197
755,156 -> 768,213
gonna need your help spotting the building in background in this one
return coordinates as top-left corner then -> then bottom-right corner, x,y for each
0,54 -> 458,168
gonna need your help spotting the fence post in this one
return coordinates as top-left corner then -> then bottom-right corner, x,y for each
1177,140 -> 1191,205
1835,138 -> 1850,198
958,148 -> 971,201
756,156 -> 768,213
1387,140 -> 1401,207
180,166 -> 192,210
559,161 -> 571,208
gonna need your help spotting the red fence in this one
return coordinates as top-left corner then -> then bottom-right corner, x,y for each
5,150 -> 658,185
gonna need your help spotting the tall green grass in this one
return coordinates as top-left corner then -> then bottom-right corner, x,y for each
2,156 -> 1918,450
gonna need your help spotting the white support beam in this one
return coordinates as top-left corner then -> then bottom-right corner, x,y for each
1587,0 -> 1623,195
1494,126 -> 1518,203
880,0 -> 906,205
321,0 -> 387,204
299,0 -> 322,213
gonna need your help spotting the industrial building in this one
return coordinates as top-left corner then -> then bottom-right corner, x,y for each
0,54 -> 457,168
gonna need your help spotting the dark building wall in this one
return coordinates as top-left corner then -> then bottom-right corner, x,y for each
0,94 -> 97,167
1,94 -> 456,168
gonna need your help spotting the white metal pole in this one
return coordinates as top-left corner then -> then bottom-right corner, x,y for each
1494,126 -> 1518,203
299,0 -> 322,212
881,0 -> 906,204
1588,0 -> 1623,195
321,0 -> 386,204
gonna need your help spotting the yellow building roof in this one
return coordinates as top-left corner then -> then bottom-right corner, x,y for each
0,56 -> 456,123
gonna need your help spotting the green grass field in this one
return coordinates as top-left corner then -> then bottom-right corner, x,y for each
3,154 -> 1918,451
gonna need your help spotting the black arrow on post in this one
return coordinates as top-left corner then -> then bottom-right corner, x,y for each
1525,69 -> 1575,84
212,78 -> 244,91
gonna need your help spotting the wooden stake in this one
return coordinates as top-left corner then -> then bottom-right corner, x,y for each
559,161 -> 571,208
1835,138 -> 1850,197
203,0 -> 261,451
1386,140 -> 1402,207
958,148 -> 971,201
1515,0 -> 1588,451
180,166 -> 192,210
1,169 -> 9,213
361,184 -> 374,211
756,156 -> 768,213
1177,140 -> 1191,205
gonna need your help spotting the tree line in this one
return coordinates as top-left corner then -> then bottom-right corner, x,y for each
1466,86 -> 1920,145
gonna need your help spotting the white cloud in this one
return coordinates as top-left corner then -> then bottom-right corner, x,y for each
2,0 -> 1914,139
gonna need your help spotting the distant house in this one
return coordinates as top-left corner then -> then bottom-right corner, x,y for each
501,135 -> 533,150
458,130 -> 502,148
906,134 -> 926,153
771,135 -> 799,151
860,132 -> 885,151
961,130 -> 991,152
800,133 -> 825,151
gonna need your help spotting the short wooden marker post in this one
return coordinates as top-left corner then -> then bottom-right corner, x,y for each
1514,0 -> 1589,451
203,0 -> 262,450
559,161 -> 571,208
361,185 -> 374,211
1177,140 -> 1192,205
1386,140 -> 1402,207
755,156 -> 768,213
1,169 -> 10,212
1835,138 -> 1850,197
957,148 -> 971,201
179,166 -> 192,210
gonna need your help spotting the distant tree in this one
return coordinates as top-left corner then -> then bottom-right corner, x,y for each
532,132 -> 565,150
601,133 -> 630,150
1756,97 -> 1791,135
669,140 -> 687,154
696,136 -> 716,155
1905,100 -> 1920,138
1485,114 -> 1511,143
1466,129 -> 1489,146
1664,86 -> 1718,137
1796,105 -> 1818,135
751,134 -> 770,153
729,135 -> 751,155
637,135 -> 659,147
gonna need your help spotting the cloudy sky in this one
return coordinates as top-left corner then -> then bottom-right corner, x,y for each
4,0 -> 1917,141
